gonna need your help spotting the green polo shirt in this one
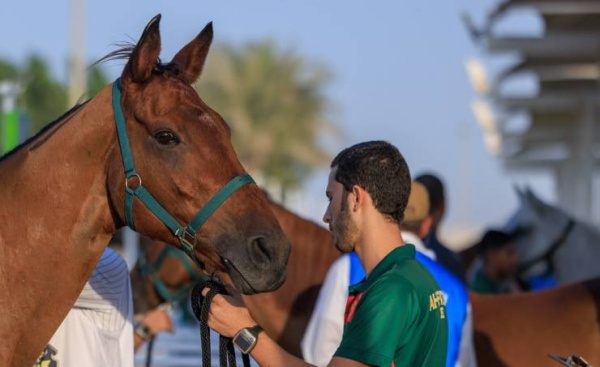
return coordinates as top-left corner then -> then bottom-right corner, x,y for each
334,244 -> 448,367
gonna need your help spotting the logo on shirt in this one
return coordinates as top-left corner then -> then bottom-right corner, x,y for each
344,292 -> 364,323
34,344 -> 57,367
429,290 -> 446,319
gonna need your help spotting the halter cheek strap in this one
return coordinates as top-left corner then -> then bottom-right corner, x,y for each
112,78 -> 254,263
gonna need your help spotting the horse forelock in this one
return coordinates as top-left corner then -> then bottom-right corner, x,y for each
94,44 -> 181,78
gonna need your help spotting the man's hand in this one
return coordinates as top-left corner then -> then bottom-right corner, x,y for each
201,284 -> 256,337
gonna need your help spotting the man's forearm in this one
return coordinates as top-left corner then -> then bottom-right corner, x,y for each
250,332 -> 315,367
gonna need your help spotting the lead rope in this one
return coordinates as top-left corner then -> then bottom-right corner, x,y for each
191,280 -> 251,367
145,337 -> 154,367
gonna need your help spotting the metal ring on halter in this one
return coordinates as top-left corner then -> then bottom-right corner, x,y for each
175,227 -> 197,254
125,173 -> 142,190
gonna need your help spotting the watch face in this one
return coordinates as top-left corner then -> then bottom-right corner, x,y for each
234,329 -> 256,354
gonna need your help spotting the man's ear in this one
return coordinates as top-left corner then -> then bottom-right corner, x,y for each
351,185 -> 365,211
419,216 -> 433,239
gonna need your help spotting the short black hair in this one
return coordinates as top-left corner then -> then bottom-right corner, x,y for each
331,140 -> 411,224
477,229 -> 515,254
415,173 -> 444,215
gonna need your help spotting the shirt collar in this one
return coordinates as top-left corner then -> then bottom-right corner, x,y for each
401,231 -> 436,260
350,244 -> 416,293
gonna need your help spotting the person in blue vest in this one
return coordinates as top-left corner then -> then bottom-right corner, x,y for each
415,173 -> 466,282
301,181 -> 477,367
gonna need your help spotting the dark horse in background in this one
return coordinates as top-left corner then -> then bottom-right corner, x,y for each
0,15 -> 290,367
131,197 -> 600,366
131,198 -> 341,357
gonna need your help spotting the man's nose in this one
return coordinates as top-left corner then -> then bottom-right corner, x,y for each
322,210 -> 331,224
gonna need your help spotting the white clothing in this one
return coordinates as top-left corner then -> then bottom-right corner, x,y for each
301,233 -> 477,367
34,247 -> 134,367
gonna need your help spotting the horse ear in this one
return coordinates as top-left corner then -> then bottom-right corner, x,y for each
122,14 -> 162,84
525,186 -> 537,202
171,22 -> 213,84
513,184 -> 524,201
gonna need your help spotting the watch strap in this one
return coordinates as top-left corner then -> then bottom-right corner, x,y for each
248,325 -> 263,336
134,321 -> 153,341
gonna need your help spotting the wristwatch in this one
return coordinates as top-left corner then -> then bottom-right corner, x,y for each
232,325 -> 263,354
134,321 -> 153,341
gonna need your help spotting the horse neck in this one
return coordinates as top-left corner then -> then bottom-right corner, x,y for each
554,221 -> 600,284
0,84 -> 119,366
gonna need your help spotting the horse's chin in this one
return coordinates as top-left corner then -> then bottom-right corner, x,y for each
224,259 -> 287,295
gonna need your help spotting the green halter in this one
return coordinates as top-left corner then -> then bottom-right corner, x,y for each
112,78 -> 254,263
138,246 -> 203,302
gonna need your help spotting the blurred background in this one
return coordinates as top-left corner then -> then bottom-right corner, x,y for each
2,0 -> 599,252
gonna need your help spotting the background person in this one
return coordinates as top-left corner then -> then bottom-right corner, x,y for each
415,173 -> 466,282
34,247 -> 134,367
468,229 -> 523,294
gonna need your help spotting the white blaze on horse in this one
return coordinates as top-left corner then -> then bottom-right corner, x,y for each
0,15 -> 290,367
503,187 -> 600,284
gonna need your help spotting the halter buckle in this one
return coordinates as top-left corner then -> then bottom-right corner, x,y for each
176,227 -> 197,255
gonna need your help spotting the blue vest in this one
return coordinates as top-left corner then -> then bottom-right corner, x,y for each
348,250 -> 468,367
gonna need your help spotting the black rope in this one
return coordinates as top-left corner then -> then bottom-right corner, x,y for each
191,279 -> 251,367
145,337 -> 155,367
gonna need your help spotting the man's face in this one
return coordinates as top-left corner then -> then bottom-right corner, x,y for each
323,167 -> 358,253
489,243 -> 518,278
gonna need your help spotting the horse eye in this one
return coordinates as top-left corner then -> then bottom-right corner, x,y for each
154,129 -> 180,146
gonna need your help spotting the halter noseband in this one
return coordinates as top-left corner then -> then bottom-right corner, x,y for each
112,78 -> 254,266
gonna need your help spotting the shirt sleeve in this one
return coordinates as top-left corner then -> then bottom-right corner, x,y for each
73,247 -> 132,332
335,275 -> 419,367
301,255 -> 350,367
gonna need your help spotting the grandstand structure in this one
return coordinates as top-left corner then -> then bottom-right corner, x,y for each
465,0 -> 600,224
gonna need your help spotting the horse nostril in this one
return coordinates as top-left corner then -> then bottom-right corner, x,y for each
250,236 -> 273,264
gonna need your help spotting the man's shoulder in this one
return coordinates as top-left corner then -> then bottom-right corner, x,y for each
371,262 -> 435,296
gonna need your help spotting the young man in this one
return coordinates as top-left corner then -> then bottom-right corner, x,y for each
203,141 -> 448,367
301,181 -> 476,367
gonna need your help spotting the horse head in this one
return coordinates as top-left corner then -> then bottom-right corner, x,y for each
106,15 -> 290,294
130,197 -> 342,356
503,186 -> 572,272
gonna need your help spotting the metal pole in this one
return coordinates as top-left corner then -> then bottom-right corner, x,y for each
69,0 -> 86,106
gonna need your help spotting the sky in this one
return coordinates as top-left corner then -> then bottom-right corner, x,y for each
0,0 -> 557,248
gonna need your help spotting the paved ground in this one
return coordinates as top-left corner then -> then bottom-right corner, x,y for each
134,322 -> 258,367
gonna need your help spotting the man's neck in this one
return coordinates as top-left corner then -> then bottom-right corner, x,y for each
355,217 -> 404,275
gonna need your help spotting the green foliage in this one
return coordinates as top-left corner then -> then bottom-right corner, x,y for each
195,40 -> 342,194
0,55 -> 110,139
0,59 -> 19,80
87,65 -> 110,99
20,54 -> 68,134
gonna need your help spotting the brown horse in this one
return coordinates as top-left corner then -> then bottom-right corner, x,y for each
0,15 -> 290,367
131,198 -> 341,357
471,279 -> 600,366
132,199 -> 600,366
